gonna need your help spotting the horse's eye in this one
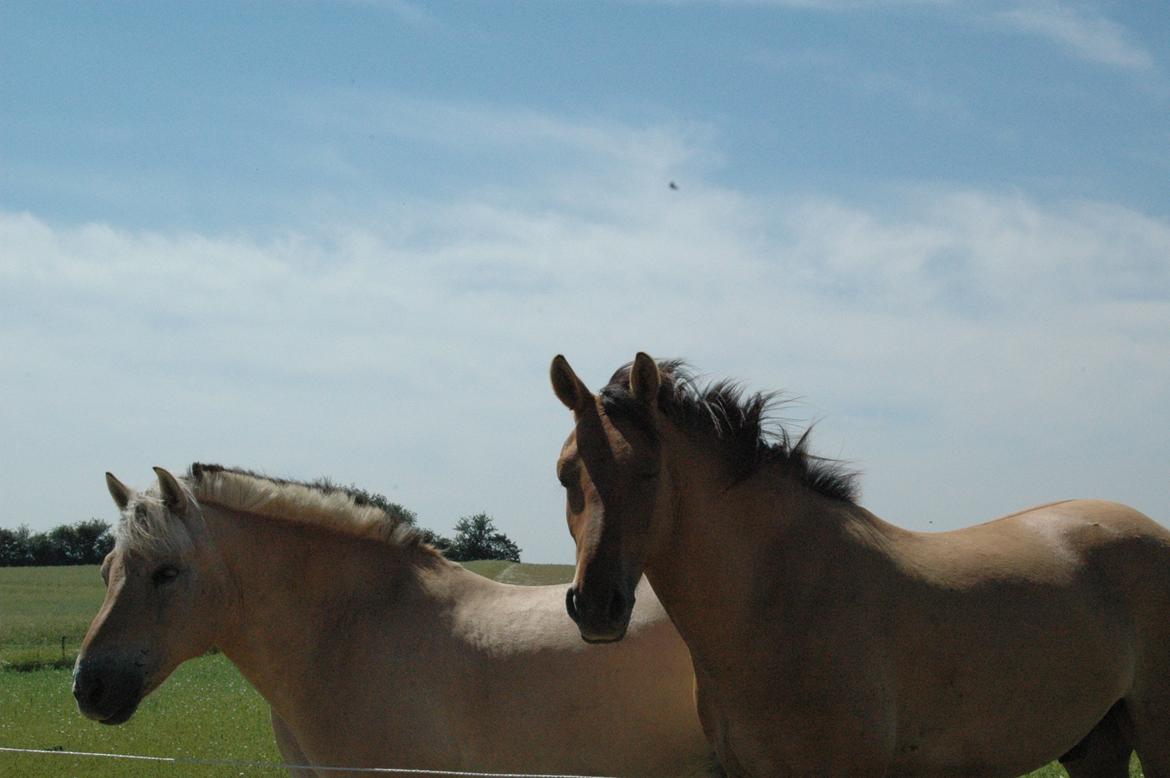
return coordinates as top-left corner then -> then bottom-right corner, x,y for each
152,565 -> 180,587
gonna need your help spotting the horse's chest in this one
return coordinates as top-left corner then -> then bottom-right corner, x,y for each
694,660 -> 896,775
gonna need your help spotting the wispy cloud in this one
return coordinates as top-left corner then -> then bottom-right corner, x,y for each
648,0 -> 951,8
651,0 -> 1153,73
288,90 -> 720,181
4,150 -> 1169,556
996,1 -> 1154,71
749,48 -> 969,117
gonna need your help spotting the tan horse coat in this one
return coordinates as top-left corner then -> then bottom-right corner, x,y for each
552,353 -> 1170,777
76,466 -> 713,777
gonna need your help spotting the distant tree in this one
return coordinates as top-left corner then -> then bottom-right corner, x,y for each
0,526 -> 33,566
0,520 -> 114,566
314,478 -> 455,550
311,478 -> 420,526
83,519 -> 117,560
52,519 -> 115,564
414,527 -> 452,551
445,513 -> 522,562
351,488 -> 419,527
26,530 -> 63,565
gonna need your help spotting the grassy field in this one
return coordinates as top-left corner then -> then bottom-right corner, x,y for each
0,565 -> 108,670
0,655 -> 280,776
0,563 -> 1142,776
462,559 -> 574,586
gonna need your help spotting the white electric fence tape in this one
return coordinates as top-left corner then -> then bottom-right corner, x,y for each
0,746 -> 620,777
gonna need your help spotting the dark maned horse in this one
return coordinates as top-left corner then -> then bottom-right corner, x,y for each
551,352 -> 1170,777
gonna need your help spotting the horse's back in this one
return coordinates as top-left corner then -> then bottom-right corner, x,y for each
996,499 -> 1170,608
909,499 -> 1170,582
898,498 -> 1170,656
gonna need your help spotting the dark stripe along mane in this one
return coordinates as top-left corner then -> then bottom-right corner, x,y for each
600,360 -> 859,503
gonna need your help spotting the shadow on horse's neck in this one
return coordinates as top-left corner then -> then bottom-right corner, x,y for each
646,432 -> 880,643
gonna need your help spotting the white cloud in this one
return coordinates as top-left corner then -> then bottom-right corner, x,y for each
3,108 -> 1168,561
287,90 -> 721,185
748,48 -> 970,118
996,1 -> 1154,71
649,0 -> 951,8
651,1 -> 1154,74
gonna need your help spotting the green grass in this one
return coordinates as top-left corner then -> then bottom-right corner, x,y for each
0,655 -> 279,777
0,565 -> 105,669
0,565 -> 279,775
459,559 -> 517,581
0,564 -> 1146,776
463,560 -> 574,586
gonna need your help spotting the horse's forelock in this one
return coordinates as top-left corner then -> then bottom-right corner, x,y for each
114,490 -> 198,558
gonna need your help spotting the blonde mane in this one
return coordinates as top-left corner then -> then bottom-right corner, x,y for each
117,463 -> 439,558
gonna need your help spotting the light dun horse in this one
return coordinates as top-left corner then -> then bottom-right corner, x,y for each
551,353 -> 1170,777
75,464 -> 713,777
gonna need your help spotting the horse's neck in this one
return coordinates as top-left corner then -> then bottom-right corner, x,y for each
203,505 -> 458,714
646,438 -> 880,666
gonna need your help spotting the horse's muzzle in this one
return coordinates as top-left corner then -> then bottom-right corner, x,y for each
565,583 -> 634,643
73,656 -> 144,725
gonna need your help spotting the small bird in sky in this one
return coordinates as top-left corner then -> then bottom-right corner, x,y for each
669,181 -> 679,190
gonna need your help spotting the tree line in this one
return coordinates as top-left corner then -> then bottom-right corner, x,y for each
0,520 -> 115,567
0,490 -> 521,566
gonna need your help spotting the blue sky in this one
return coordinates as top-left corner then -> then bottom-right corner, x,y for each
2,1 -> 1168,562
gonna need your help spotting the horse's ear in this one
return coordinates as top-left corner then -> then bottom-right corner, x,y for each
153,467 -> 190,517
106,472 -> 133,510
551,354 -> 591,412
629,352 -> 660,406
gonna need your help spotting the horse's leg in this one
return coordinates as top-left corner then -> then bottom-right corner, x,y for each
1127,697 -> 1170,778
1057,702 -> 1132,778
270,708 -> 317,778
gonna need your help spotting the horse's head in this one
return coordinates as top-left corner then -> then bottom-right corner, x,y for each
73,467 -> 228,724
551,352 -> 667,643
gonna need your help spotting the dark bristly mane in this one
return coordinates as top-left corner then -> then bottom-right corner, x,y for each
600,360 -> 859,503
186,463 -> 438,554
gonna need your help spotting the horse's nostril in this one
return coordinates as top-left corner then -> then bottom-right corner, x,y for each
88,677 -> 105,706
607,588 -> 628,623
565,586 -> 581,624
74,672 -> 105,708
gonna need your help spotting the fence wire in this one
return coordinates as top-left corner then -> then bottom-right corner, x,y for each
0,746 -> 619,777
